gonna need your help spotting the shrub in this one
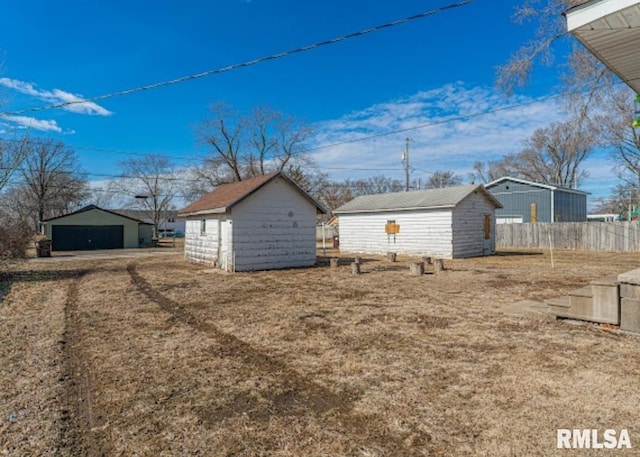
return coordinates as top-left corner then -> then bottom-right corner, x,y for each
0,219 -> 34,261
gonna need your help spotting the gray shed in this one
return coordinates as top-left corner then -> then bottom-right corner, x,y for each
485,177 -> 588,224
334,185 -> 502,259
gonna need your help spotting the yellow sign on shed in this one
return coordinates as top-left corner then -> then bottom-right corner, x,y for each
385,222 -> 400,234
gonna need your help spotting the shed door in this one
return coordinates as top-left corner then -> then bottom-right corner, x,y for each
52,225 -> 124,251
219,220 -> 233,271
483,215 -> 492,255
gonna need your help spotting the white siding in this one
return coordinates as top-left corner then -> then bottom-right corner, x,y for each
184,217 -> 221,265
231,177 -> 318,271
451,192 -> 497,258
338,210 -> 454,258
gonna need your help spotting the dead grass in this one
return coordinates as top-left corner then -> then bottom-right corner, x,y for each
1,248 -> 640,456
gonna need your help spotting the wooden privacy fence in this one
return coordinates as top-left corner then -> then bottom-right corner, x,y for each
496,222 -> 640,252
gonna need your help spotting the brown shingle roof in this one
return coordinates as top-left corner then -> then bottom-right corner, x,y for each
178,172 -> 326,217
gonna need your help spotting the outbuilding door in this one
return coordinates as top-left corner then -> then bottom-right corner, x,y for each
483,214 -> 492,255
52,225 -> 124,251
219,219 -> 233,271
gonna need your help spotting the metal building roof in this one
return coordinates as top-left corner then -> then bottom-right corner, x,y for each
565,0 -> 640,94
485,176 -> 590,195
333,184 -> 502,214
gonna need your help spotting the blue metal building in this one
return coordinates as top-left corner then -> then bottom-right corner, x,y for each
485,177 -> 588,223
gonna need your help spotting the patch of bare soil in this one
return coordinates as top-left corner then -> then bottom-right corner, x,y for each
1,249 -> 640,456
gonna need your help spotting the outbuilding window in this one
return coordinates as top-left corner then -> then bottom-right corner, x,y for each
200,219 -> 206,234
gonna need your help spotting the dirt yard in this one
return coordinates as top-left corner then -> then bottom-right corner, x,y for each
1,249 -> 639,456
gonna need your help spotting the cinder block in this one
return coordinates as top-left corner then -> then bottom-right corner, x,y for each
591,284 -> 620,325
569,294 -> 594,315
620,283 -> 640,299
618,269 -> 640,286
621,298 -> 640,333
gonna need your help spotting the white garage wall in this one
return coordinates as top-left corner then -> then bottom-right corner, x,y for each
338,209 -> 454,258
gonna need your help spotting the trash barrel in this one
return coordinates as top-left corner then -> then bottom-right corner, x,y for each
37,239 -> 52,257
332,235 -> 339,249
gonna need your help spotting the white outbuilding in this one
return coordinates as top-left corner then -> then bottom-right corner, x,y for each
178,172 -> 326,272
333,185 -> 502,259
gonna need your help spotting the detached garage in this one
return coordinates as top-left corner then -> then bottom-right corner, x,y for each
42,205 -> 153,251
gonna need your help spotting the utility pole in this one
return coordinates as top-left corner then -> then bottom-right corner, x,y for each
402,137 -> 410,192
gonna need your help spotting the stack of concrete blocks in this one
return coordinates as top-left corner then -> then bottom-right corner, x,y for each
617,269 -> 640,333
546,275 -> 620,325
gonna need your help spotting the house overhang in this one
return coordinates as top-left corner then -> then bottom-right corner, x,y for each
566,0 -> 640,94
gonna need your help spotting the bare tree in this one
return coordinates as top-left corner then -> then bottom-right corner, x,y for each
497,0 -> 593,95
592,181 -> 636,215
0,134 -> 30,193
116,154 -> 177,238
425,170 -> 463,189
196,103 -> 313,184
469,159 -> 515,184
12,138 -> 88,231
473,119 -> 595,188
500,1 -> 640,196
518,119 -> 594,187
344,175 -> 404,197
318,185 -> 352,215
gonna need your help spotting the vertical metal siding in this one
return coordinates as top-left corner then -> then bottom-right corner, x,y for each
487,181 -> 552,222
553,190 -> 587,222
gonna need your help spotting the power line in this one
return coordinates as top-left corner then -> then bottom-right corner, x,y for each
0,1 -> 475,117
1,77 -> 635,163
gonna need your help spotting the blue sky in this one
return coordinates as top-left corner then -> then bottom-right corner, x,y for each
0,0 -> 617,207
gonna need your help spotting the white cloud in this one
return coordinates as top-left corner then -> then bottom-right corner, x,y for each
309,83 -> 566,181
0,77 -> 112,116
3,115 -> 62,132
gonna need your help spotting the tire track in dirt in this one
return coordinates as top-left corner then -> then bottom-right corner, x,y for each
127,262 -> 429,455
57,270 -> 112,457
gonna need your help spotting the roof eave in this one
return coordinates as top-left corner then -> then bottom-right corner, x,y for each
177,208 -> 229,218
334,204 -> 457,215
565,0 -> 640,94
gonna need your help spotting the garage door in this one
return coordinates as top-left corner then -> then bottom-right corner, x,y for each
52,225 -> 124,251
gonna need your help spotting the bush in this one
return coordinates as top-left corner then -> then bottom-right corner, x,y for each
0,220 -> 34,261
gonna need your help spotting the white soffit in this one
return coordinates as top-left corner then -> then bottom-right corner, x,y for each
566,0 -> 640,93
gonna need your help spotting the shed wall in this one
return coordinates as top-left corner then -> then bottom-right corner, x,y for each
231,177 -> 317,271
184,216 -> 222,266
452,192 -> 497,257
338,209 -> 454,258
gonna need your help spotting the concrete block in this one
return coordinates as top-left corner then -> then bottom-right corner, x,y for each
329,258 -> 339,269
546,297 -> 573,318
620,283 -> 640,299
591,275 -> 619,287
569,294 -> 593,312
569,286 -> 592,298
387,252 -> 397,262
410,262 -> 424,276
591,284 -> 620,325
621,298 -> 640,333
618,269 -> 640,286
351,262 -> 361,275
